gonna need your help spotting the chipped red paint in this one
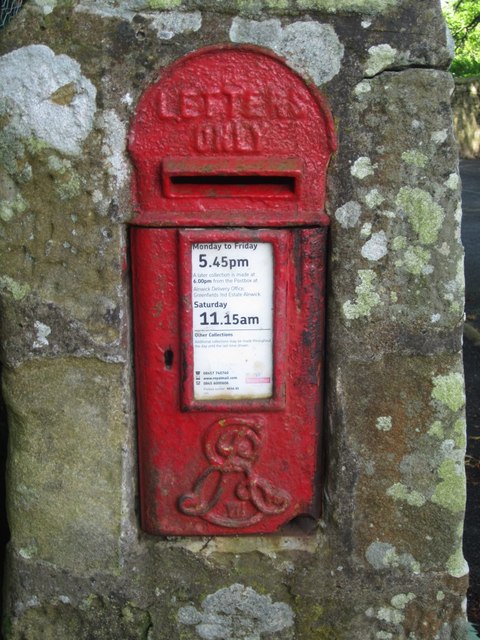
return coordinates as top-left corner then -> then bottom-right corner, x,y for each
129,46 -> 335,535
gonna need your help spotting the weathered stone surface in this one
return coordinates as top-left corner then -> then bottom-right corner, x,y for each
0,0 -> 468,638
328,69 -> 464,360
3,359 -> 125,573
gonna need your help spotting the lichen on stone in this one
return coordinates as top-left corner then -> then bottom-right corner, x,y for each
0,192 -> 27,222
0,45 -> 96,156
229,18 -> 344,85
148,0 -> 182,8
444,173 -> 460,190
343,269 -> 382,320
365,542 -> 421,574
178,584 -> 295,639
391,593 -> 416,610
403,246 -> 432,276
365,44 -> 397,77
376,606 -> 404,624
401,150 -> 429,168
446,547 -> 468,578
431,459 -> 465,514
386,483 -> 426,507
351,156 -> 375,179
376,416 -> 392,431
396,187 -> 445,245
361,231 -> 388,261
431,372 -> 465,412
365,188 -> 384,208
428,420 -> 444,439
0,275 -> 31,300
335,200 -> 362,228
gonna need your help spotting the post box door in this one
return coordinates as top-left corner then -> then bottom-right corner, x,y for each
131,226 -> 327,535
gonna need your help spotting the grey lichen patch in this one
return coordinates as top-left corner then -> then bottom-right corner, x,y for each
361,231 -> 388,261
0,45 -> 96,156
229,18 -> 344,85
149,11 -> 202,39
386,483 -> 426,507
401,150 -> 429,168
365,542 -> 420,574
376,416 -> 392,431
365,189 -> 384,209
178,584 -> 294,640
431,372 -> 465,412
335,200 -> 362,228
365,44 -> 397,77
396,187 -> 445,245
444,172 -> 460,190
98,110 -> 129,190
354,80 -> 372,97
390,593 -> 416,610
32,321 -> 51,349
376,607 -> 404,624
350,156 -> 375,179
343,269 -> 382,320
360,222 -> 372,238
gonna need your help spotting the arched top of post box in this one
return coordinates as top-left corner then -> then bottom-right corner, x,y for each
129,45 -> 336,227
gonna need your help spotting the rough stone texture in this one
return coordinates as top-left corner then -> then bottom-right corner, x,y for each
3,359 -> 125,573
0,0 -> 468,639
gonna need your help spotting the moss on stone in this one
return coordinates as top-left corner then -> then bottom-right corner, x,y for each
396,187 -> 445,245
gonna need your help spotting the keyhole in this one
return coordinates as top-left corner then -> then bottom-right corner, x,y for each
164,349 -> 174,369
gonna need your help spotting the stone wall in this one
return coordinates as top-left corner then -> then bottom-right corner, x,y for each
452,77 -> 480,159
0,1 -> 468,639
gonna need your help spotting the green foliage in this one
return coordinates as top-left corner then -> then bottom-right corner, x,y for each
443,0 -> 480,76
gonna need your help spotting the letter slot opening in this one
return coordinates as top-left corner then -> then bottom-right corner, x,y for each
162,157 -> 301,199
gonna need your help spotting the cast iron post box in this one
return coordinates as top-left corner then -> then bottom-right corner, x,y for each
129,46 -> 336,535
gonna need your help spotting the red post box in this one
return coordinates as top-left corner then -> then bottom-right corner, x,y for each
129,46 -> 336,535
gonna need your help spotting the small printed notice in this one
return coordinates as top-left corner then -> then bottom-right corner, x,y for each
191,241 -> 273,400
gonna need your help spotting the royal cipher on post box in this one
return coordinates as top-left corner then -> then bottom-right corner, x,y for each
129,46 -> 336,536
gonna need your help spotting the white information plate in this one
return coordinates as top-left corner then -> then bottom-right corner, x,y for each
191,241 -> 273,400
